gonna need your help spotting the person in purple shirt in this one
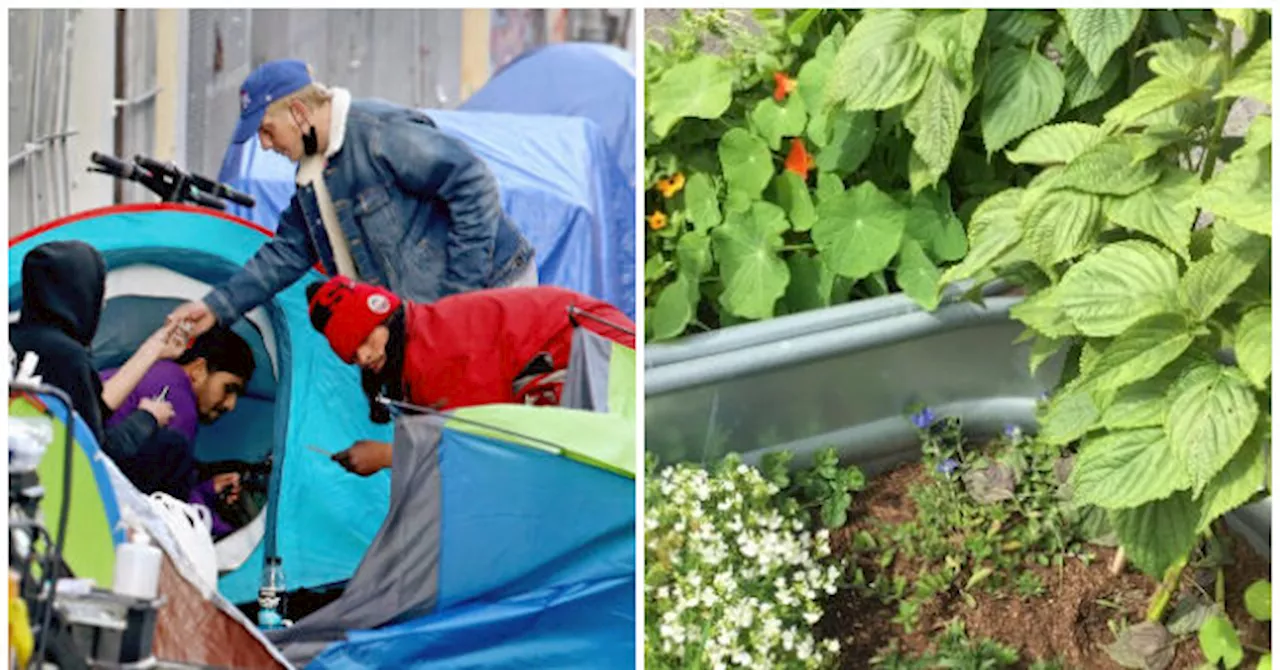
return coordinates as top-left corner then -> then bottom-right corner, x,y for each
102,326 -> 256,538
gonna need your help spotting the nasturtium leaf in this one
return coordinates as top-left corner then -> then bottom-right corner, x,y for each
1103,76 -> 1197,132
1009,284 -> 1078,339
896,238 -> 942,310
1216,40 -> 1271,106
750,94 -> 809,151
1235,306 -> 1271,389
1062,41 -> 1123,110
1024,189 -> 1104,269
784,253 -> 835,314
1056,241 -> 1180,337
684,172 -> 722,232
904,64 -> 967,192
1082,314 -> 1195,391
1110,491 -> 1199,578
676,230 -> 712,277
1057,141 -> 1162,195
816,110 -> 876,175
1006,122 -> 1106,165
796,30 -> 841,115
752,201 -> 791,236
1196,427 -> 1267,534
1244,580 -> 1271,622
938,188 -> 1023,285
1072,428 -> 1191,509
827,10 -> 930,112
651,275 -> 697,341
1166,363 -> 1260,497
816,172 -> 844,204
648,55 -> 734,138
773,172 -> 817,232
981,47 -> 1065,154
1199,614 -> 1245,669
1178,243 -> 1268,322
1061,9 -> 1143,77
914,9 -> 986,89
1197,151 -> 1272,236
1104,169 -> 1197,259
812,181 -> 907,281
724,190 -> 753,215
711,209 -> 790,320
718,128 -> 774,200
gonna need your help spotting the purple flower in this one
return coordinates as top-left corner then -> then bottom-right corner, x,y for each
1038,391 -> 1051,402
937,458 -> 959,476
1004,424 -> 1022,439
911,407 -> 937,430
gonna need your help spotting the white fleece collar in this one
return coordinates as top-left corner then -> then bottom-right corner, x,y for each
296,87 -> 351,185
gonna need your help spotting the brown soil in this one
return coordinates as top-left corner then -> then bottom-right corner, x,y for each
819,462 -> 1272,669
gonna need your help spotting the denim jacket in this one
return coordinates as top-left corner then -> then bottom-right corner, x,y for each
205,98 -> 535,326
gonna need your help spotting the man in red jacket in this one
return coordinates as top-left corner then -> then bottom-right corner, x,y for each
305,275 -> 635,475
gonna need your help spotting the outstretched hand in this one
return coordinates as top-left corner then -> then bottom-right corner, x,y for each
332,440 -> 393,477
141,321 -> 188,360
167,300 -> 216,338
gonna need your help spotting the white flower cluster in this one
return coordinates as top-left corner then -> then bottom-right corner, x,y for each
645,462 -> 843,669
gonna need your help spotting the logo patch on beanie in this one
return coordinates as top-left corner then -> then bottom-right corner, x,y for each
368,294 -> 392,315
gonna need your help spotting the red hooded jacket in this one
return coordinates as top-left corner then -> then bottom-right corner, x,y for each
397,286 -> 634,410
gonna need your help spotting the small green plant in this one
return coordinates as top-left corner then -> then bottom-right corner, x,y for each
871,620 -> 1022,668
764,447 -> 867,528
1197,578 -> 1271,669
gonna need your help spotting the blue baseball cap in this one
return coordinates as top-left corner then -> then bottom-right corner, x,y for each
232,59 -> 313,144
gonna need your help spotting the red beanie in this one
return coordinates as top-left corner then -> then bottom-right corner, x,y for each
307,276 -> 402,364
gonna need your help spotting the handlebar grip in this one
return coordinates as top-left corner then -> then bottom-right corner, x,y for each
133,154 -> 175,177
89,152 -> 137,179
190,191 -> 227,211
187,172 -> 256,208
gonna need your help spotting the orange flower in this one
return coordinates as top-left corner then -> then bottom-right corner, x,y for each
773,72 -> 797,102
647,211 -> 668,231
784,138 -> 816,180
657,172 -> 686,198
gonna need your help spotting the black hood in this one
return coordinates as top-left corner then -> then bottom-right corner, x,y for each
19,240 -> 107,346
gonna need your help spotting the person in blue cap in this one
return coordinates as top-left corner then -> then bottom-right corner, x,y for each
168,59 -> 537,337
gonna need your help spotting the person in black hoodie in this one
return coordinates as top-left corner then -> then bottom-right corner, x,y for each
10,240 -> 187,457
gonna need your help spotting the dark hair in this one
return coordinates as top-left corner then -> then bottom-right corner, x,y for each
305,281 -> 325,334
177,326 -> 256,382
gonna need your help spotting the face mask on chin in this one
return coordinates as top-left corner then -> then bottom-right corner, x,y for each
293,109 -> 319,157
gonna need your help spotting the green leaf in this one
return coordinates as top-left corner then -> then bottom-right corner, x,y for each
1072,428 -> 1191,509
988,10 -> 1055,47
1039,387 -> 1101,445
676,230 -> 712,277
1030,336 -> 1065,375
772,172 -> 817,233
1216,40 -> 1271,106
1235,306 -> 1271,389
938,188 -> 1023,285
1104,76 -> 1197,132
750,201 -> 791,236
1196,427 -> 1267,534
1057,241 -> 1180,337
1199,614 -> 1244,669
1237,113 -> 1272,157
684,172 -> 722,232
1010,284 -> 1079,339
1061,9 -> 1143,78
1197,151 -> 1271,236
724,190 -> 752,215
915,9 -> 986,88
1166,363 -> 1260,497
1104,169 -> 1198,259
784,253 -> 834,314
1025,189 -> 1104,269
913,185 -> 967,262
1179,243 -> 1268,322
750,94 -> 809,151
711,209 -> 790,320
821,490 -> 852,528
813,182 -> 908,280
1062,41 -> 1123,110
1123,124 -> 1186,163
827,10 -> 930,112
1167,597 -> 1221,636
718,128 -> 774,200
1006,122 -> 1106,166
904,65 -> 967,192
1215,9 -> 1257,40
816,172 -> 843,204
1244,581 -> 1271,622
1099,367 -> 1181,430
797,30 -> 841,115
1082,314 -> 1195,391
815,110 -> 876,175
1110,491 -> 1199,577
1262,654 -> 1273,670
1057,141 -> 1162,196
651,275 -> 696,341
648,55 -> 734,138
981,48 -> 1065,154
897,238 -> 942,310
1142,38 -> 1220,89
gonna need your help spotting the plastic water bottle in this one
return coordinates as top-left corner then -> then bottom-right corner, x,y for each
112,527 -> 162,600
257,556 -> 286,630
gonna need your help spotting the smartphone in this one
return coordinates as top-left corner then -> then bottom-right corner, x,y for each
156,386 -> 170,401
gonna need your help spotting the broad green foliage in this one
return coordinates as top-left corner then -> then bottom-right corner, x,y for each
645,9 -> 1257,341
934,8 -> 1274,578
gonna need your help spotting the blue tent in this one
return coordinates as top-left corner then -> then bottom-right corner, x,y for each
9,206 -> 635,668
216,107 -> 635,320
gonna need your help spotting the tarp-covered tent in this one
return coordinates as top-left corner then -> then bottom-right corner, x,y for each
267,405 -> 635,668
216,108 -> 635,319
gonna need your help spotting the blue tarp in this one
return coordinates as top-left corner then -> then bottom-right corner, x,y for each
216,107 -> 634,319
